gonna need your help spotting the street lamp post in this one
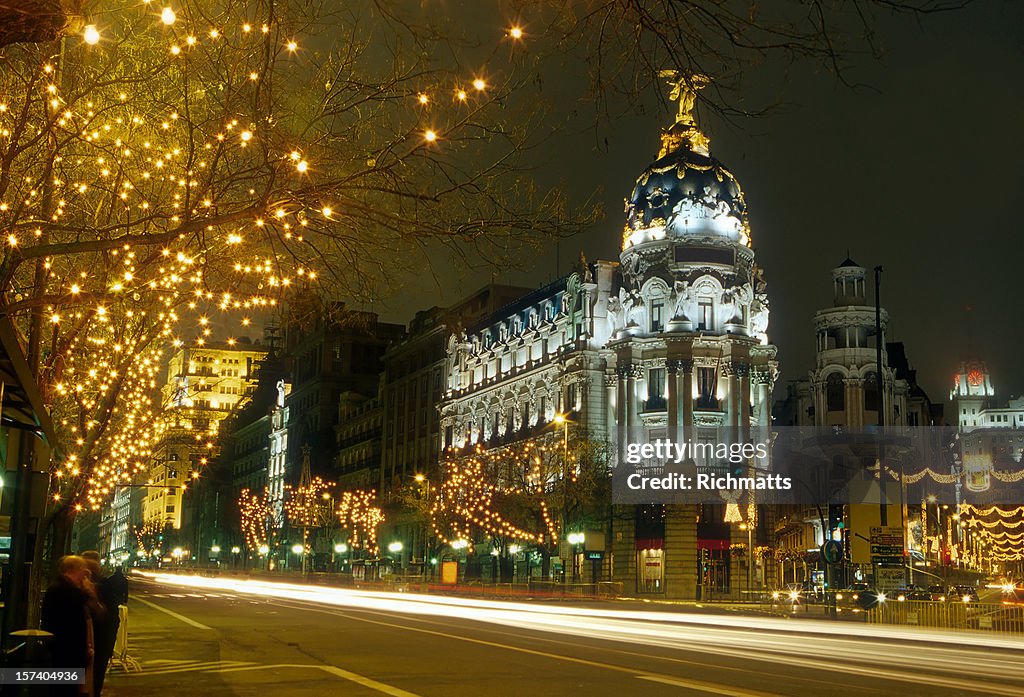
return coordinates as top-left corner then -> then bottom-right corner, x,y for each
567,532 -> 584,583
388,541 -> 404,575
553,413 -> 571,583
333,542 -> 348,573
415,473 -> 432,575
739,522 -> 754,595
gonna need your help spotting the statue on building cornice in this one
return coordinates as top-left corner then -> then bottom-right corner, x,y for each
624,287 -> 646,328
607,295 -> 624,338
578,251 -> 594,284
671,280 -> 694,321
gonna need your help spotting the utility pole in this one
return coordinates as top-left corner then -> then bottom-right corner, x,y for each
874,267 -> 887,527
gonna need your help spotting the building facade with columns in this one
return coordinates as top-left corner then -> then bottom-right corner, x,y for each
439,75 -> 779,598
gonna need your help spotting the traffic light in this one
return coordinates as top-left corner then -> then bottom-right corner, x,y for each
828,504 -> 844,532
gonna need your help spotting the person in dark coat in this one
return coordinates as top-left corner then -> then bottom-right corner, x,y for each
40,555 -> 95,697
82,552 -> 123,696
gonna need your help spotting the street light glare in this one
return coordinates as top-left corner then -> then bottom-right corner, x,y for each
83,25 -> 100,45
161,7 -> 177,25
291,544 -> 305,555
553,413 -> 566,425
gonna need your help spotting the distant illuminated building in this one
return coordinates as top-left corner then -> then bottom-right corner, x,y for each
141,340 -> 268,532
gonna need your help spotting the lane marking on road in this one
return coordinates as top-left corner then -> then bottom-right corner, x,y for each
269,599 -> 780,697
637,674 -> 775,696
208,664 -> 422,697
131,595 -> 214,630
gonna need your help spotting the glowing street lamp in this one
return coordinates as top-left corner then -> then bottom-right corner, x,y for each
388,541 -> 403,553
83,25 -> 100,45
291,543 -> 305,555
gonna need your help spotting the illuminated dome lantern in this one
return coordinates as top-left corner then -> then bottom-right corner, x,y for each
623,72 -> 750,250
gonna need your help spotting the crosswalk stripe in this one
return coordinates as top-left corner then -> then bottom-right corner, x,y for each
136,661 -> 256,676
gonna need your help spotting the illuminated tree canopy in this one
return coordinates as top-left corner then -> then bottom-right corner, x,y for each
0,0 -> 579,516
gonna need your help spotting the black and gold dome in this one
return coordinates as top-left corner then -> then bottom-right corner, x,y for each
623,74 -> 750,250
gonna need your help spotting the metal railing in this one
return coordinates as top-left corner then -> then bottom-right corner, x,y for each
867,600 -> 1024,634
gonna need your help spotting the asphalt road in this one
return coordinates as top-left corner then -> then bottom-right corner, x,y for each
104,575 -> 1024,697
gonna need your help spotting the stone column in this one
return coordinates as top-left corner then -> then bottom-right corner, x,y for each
756,375 -> 771,427
849,378 -> 864,428
681,359 -> 694,441
667,359 -> 680,444
664,504 -> 699,600
616,365 -> 628,463
606,374 -> 618,453
611,507 -> 636,593
726,362 -> 740,432
627,365 -> 640,445
737,361 -> 751,444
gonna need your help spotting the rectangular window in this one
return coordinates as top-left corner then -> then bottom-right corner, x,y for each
651,302 -> 664,332
648,368 -> 666,400
698,299 -> 713,331
696,367 -> 717,409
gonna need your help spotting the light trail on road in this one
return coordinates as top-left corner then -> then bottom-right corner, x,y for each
137,572 -> 1024,695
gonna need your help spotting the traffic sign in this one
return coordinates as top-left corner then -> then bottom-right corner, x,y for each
872,556 -> 904,566
821,540 -> 843,565
870,545 -> 903,555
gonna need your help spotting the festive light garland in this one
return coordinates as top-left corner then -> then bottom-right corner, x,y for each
431,437 -> 585,549
238,487 -> 271,551
0,1 -> 546,515
964,505 -> 1024,518
335,489 -> 384,556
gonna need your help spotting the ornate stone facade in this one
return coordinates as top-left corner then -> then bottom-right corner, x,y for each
439,75 -> 779,599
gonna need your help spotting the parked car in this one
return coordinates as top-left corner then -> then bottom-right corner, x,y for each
906,587 -> 932,601
955,585 -> 980,602
927,584 -> 951,601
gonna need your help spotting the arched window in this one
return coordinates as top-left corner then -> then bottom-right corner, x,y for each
864,372 -> 880,412
826,373 -> 845,412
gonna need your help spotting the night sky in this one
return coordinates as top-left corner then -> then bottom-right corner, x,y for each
372,1 -> 1024,411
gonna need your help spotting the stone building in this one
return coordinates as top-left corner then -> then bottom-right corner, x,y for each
439,75 -> 779,598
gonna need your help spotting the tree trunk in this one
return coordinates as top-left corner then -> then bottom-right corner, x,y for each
26,504 -> 75,629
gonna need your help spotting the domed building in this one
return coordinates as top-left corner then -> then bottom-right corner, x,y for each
438,73 -> 778,599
